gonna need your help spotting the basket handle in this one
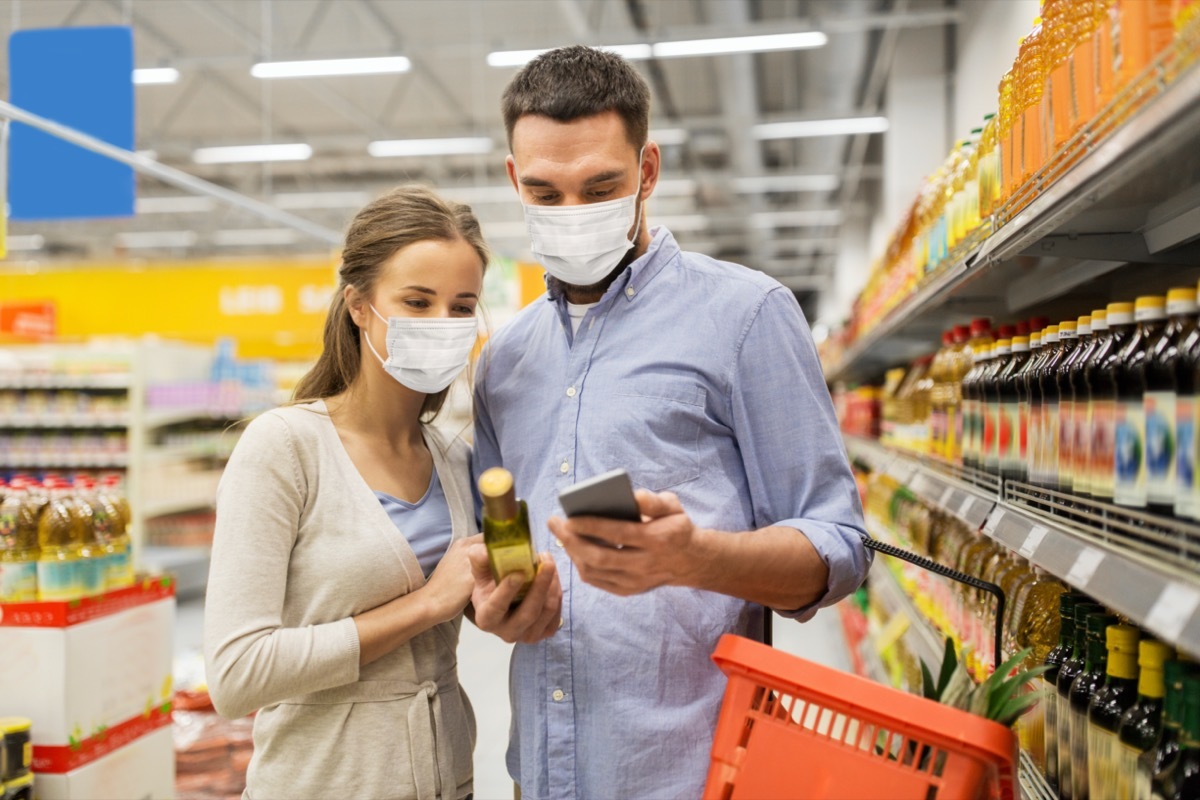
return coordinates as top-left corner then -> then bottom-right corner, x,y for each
860,534 -> 1005,673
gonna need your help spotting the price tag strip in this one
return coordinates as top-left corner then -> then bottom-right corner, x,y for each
1146,583 -> 1200,643
1018,525 -> 1049,558
1065,547 -> 1105,589
983,509 -> 1005,536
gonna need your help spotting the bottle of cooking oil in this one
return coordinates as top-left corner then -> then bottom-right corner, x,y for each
945,325 -> 973,463
1046,593 -> 1088,792
1032,325 -> 1062,487
1018,328 -> 1047,482
1085,302 -> 1138,503
1044,0 -> 1074,153
98,474 -> 134,590
1142,288 -> 1198,515
0,480 -> 40,602
1088,624 -> 1142,797
68,478 -> 104,597
1073,310 -> 1111,497
1176,280 -> 1200,520
1139,659 -> 1194,798
1058,316 -> 1095,492
929,330 -> 957,458
998,66 -> 1018,205
1019,17 -> 1049,187
1014,568 -> 1067,767
1059,601 -> 1106,800
1116,640 -> 1174,798
75,478 -> 113,595
37,478 -> 82,601
999,334 -> 1034,479
1070,610 -> 1121,800
1114,296 -> 1168,509
1045,321 -> 1080,491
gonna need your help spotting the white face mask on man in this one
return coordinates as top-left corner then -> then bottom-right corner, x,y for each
361,304 -> 478,394
519,147 -> 645,287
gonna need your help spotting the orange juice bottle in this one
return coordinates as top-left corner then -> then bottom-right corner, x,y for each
1019,18 -> 1048,186
998,67 -> 1017,206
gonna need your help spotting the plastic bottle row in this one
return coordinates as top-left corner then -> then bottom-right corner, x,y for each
0,474 -> 135,602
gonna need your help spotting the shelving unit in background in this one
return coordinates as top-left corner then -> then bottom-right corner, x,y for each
0,339 -> 273,596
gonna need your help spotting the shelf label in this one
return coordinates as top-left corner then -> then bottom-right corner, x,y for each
940,485 -> 955,507
1065,547 -> 1105,589
983,509 -> 1005,536
1146,583 -> 1200,642
958,495 -> 975,518
1018,526 -> 1049,558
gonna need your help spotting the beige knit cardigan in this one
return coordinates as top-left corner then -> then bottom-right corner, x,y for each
204,401 -> 476,800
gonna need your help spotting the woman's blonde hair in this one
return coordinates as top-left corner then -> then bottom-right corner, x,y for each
292,185 -> 489,421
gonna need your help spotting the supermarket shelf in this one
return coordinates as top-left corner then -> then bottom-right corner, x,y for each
0,414 -> 129,429
846,435 -> 1200,659
141,546 -> 210,599
0,374 -> 130,390
1018,749 -> 1056,800
867,555 -> 946,676
827,51 -> 1200,385
142,495 -> 215,519
0,454 -> 128,469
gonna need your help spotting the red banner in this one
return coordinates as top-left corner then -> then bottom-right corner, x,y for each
0,577 -> 175,628
31,706 -> 173,774
0,301 -> 56,339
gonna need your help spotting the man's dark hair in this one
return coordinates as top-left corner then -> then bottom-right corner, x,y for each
501,45 -> 651,151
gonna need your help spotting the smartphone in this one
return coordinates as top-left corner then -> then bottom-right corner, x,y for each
558,469 -> 641,548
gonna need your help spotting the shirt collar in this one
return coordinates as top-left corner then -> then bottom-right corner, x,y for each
543,225 -> 680,304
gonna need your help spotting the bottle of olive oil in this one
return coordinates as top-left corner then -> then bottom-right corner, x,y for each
1059,602 -> 1106,800
1151,675 -> 1200,800
1045,592 -> 1085,791
1117,640 -> 1173,798
1140,662 -> 1195,799
1087,624 -> 1141,797
478,467 -> 537,602
1070,610 -> 1119,800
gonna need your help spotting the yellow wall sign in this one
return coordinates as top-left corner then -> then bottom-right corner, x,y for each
0,258 -> 338,359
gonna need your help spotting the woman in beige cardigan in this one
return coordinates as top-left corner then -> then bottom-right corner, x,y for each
204,186 -> 542,799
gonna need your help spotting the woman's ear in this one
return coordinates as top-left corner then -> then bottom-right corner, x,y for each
345,284 -> 367,328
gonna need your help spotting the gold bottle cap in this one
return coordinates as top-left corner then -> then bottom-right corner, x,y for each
478,467 -> 514,499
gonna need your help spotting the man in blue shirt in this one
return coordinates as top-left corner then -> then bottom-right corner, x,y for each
467,45 -> 871,799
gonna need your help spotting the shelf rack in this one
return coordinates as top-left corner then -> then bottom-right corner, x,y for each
827,39 -> 1200,385
845,435 -> 1200,660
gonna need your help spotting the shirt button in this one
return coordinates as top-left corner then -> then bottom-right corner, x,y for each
558,616 -> 565,629
625,287 -> 636,297
560,461 -> 569,474
566,386 -> 577,397
552,689 -> 565,702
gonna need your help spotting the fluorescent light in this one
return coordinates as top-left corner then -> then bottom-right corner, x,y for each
750,210 -> 844,228
137,196 -> 216,214
752,116 -> 889,140
6,234 -> 45,251
193,143 -> 313,164
136,149 -> 158,160
115,231 -> 197,249
251,56 -> 411,79
652,32 -> 827,58
273,191 -> 369,209
368,137 -> 494,157
487,43 -> 652,68
732,174 -> 840,193
213,229 -> 300,246
650,128 -> 689,146
133,67 -> 180,85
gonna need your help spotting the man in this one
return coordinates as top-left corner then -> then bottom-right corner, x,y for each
467,45 -> 870,800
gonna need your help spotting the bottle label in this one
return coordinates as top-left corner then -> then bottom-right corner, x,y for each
1092,399 -> 1117,498
964,398 -> 977,462
1115,741 -> 1144,800
1045,675 -> 1061,786
1030,401 -> 1043,482
489,543 -> 536,588
1136,749 -> 1155,800
984,401 -> 998,465
78,556 -> 106,596
1061,399 -> 1076,487
1071,706 -> 1091,800
949,406 -> 961,462
1046,401 -> 1061,485
1178,394 -> 1196,517
37,559 -> 78,602
1019,400 -> 1031,464
107,548 -> 134,590
1088,726 -> 1121,800
1076,399 -> 1094,494
0,560 -> 38,602
1002,401 -> 1020,470
1059,690 -> 1076,800
1145,391 -> 1176,505
1115,398 -> 1148,506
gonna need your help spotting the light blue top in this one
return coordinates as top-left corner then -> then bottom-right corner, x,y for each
374,469 -> 452,578
473,226 -> 871,800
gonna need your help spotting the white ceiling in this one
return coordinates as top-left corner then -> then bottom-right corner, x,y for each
1,0 -> 960,305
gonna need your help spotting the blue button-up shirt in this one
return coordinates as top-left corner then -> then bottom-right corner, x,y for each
473,227 -> 870,800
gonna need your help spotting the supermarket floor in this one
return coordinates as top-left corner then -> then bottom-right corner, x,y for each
174,596 -> 849,800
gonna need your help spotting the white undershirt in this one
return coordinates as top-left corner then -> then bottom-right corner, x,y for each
566,301 -> 599,335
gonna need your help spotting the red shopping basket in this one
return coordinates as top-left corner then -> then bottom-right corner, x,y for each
703,635 -> 1018,800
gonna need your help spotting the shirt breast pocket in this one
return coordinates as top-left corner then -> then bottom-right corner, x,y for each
601,379 -> 705,491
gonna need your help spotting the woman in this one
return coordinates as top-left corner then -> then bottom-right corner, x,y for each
205,185 -> 487,800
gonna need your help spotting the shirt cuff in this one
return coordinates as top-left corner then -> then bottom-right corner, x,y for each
770,518 -> 872,621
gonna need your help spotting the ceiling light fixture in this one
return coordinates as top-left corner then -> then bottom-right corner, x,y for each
193,143 -> 313,164
487,31 -> 826,68
251,56 -> 411,79
213,229 -> 301,246
752,116 -> 889,140
749,209 -> 844,228
114,231 -> 197,249
273,191 -> 370,209
137,196 -> 217,214
732,174 -> 841,193
368,137 -> 494,157
6,234 -> 45,251
133,67 -> 180,85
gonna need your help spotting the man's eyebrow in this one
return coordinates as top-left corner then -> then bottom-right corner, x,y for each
519,169 -> 627,189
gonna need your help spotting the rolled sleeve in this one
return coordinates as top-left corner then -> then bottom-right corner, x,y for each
729,287 -> 871,619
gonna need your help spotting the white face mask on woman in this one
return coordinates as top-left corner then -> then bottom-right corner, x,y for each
361,304 -> 478,394
519,147 -> 645,287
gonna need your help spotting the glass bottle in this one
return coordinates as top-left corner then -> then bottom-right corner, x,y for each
1141,661 -> 1195,798
1151,673 -> 1200,800
1058,316 -> 1094,496
1117,640 -> 1174,798
1039,322 -> 1078,491
1115,296 -> 1168,509
999,334 -> 1034,479
1070,609 -> 1120,800
1059,601 -> 1106,800
1086,302 -> 1138,503
1046,593 -> 1087,791
983,333 -> 1015,475
1087,624 -> 1141,796
1175,280 -> 1200,520
1014,569 -> 1067,766
1074,309 -> 1111,498
1142,288 -> 1199,515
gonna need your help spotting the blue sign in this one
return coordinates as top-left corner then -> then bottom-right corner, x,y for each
8,26 -> 136,221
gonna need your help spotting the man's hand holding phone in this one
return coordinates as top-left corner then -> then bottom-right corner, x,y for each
551,471 -> 704,597
467,545 -> 563,644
